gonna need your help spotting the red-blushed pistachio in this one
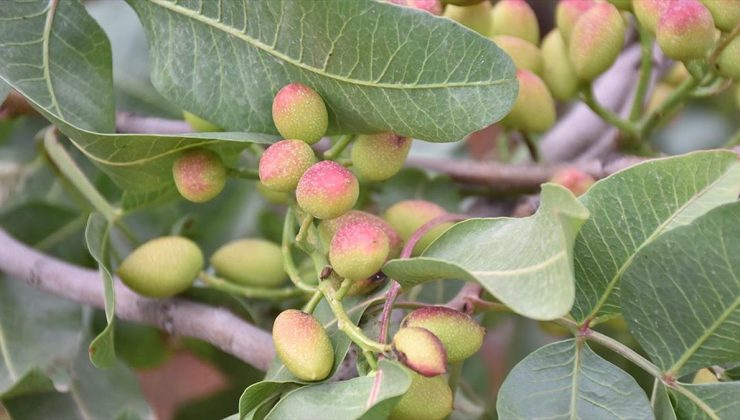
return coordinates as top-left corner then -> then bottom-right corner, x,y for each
319,210 -> 403,258
693,368 -> 720,384
569,2 -> 626,81
633,0 -> 671,34
296,161 -> 359,219
443,1 -> 494,36
329,221 -> 390,281
541,30 -> 579,101
272,309 -> 334,381
699,0 -> 740,31
402,306 -> 485,362
210,239 -> 286,288
556,0 -> 595,44
172,148 -> 226,203
606,0 -> 632,10
491,0 -> 540,44
383,200 -> 452,256
388,0 -> 443,15
657,0 -> 716,61
118,236 -> 203,298
491,35 -> 544,76
716,36 -> 740,79
351,133 -> 412,182
502,69 -> 556,133
388,370 -> 453,420
183,111 -> 221,132
272,83 -> 328,145
258,139 -> 317,192
256,182 -> 292,205
549,168 -> 596,197
392,327 -> 447,377
663,63 -> 690,87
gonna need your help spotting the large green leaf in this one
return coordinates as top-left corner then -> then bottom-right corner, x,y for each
621,202 -> 740,378
496,339 -> 654,419
383,184 -> 589,320
265,360 -> 411,420
670,382 -> 740,420
126,0 -> 517,142
571,151 -> 740,323
0,278 -> 81,398
0,0 -> 277,194
84,213 -> 116,368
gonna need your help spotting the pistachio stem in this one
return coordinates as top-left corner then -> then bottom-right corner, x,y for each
580,85 -> 639,139
323,134 -> 354,160
638,76 -> 699,138
281,208 -> 316,292
520,132 -> 540,162
295,213 -> 314,245
629,25 -> 654,122
708,22 -> 740,69
364,349 -> 379,371
448,361 -> 464,396
303,290 -> 323,314
335,278 -> 353,301
226,167 -> 260,180
200,272 -> 308,299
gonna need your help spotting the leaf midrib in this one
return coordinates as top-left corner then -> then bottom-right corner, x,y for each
0,318 -> 18,381
472,250 -> 566,277
146,0 -> 512,90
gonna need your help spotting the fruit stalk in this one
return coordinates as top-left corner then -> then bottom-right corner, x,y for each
628,25 -> 655,122
323,134 -> 354,160
200,272 -> 308,299
281,208 -> 317,292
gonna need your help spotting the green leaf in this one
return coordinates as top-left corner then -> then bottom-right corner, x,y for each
265,360 -> 411,420
239,381 -> 288,420
0,79 -> 9,105
84,213 -> 116,368
126,0 -> 517,142
383,184 -> 589,320
0,0 -> 278,194
652,382 -> 677,420
621,202 -> 740,378
670,382 -> 740,420
0,277 -> 81,398
496,339 -> 654,419
571,151 -> 740,323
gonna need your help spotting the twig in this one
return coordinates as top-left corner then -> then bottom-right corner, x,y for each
0,229 -> 275,370
116,112 -> 192,134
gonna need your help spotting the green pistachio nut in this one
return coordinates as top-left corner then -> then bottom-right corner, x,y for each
210,239 -> 286,288
657,0 -> 716,62
634,0 -> 671,34
172,148 -> 227,203
569,2 -> 625,81
402,306 -> 485,362
383,200 -> 452,256
319,210 -> 403,258
351,133 -> 412,182
556,0 -> 595,44
606,0 -> 632,10
541,30 -> 579,101
502,69 -> 556,133
329,220 -> 390,281
296,161 -> 359,219
392,327 -> 447,377
492,35 -> 544,76
118,236 -> 203,298
491,0 -> 540,44
183,111 -> 221,132
549,168 -> 595,197
272,83 -> 328,145
258,139 -> 317,192
388,370 -> 453,420
256,182 -> 292,205
443,1 -> 494,36
716,36 -> 740,79
699,0 -> 740,32
272,309 -> 334,381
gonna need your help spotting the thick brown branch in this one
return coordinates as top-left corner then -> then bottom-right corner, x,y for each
0,229 -> 275,371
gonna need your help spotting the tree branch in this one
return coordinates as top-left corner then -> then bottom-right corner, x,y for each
116,112 -> 192,134
0,229 -> 275,371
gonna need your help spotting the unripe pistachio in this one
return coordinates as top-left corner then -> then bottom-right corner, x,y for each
569,3 -> 626,81
329,221 -> 390,281
210,239 -> 286,288
383,200 -> 451,256
556,0 -> 595,44
402,306 -> 485,362
258,139 -> 317,192
491,0 -> 540,45
716,36 -> 740,79
443,1 -> 494,36
663,63 -> 690,87
657,0 -> 716,61
319,210 -> 403,258
699,0 -> 740,32
388,371 -> 453,420
549,168 -> 595,197
392,327 -> 447,377
692,368 -> 719,384
502,69 -> 556,133
256,182 -> 292,205
183,111 -> 220,132
389,0 -> 443,15
492,36 -> 544,76
272,310 -> 334,381
172,148 -> 226,203
606,0 -> 632,11
351,133 -> 412,182
541,30 -> 580,101
272,83 -> 328,145
633,0 -> 671,34
444,0 -> 484,5
296,161 -> 359,219
118,236 -> 203,298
